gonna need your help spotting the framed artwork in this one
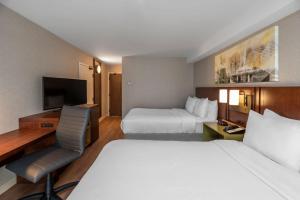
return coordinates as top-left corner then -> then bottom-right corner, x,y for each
215,26 -> 279,84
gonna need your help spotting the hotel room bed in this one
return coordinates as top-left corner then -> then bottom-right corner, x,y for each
121,108 -> 215,140
67,139 -> 300,200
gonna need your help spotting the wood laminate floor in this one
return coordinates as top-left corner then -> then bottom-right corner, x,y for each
0,117 -> 123,200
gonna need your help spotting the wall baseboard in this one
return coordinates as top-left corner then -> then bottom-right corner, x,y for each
99,116 -> 107,122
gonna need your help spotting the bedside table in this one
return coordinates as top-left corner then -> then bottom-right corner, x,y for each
202,121 -> 245,141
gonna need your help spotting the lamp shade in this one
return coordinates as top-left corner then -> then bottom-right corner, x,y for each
229,90 -> 239,105
219,89 -> 227,103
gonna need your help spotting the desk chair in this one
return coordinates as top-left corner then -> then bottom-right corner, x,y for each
6,106 -> 90,200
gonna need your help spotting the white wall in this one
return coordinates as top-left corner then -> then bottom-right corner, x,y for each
122,56 -> 194,116
0,4 -> 93,134
194,11 -> 300,87
0,4 -> 93,194
79,63 -> 94,104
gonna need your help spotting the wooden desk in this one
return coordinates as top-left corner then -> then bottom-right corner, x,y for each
0,104 -> 99,168
0,129 -> 55,166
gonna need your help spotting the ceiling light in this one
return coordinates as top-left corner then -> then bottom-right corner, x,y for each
99,56 -> 122,64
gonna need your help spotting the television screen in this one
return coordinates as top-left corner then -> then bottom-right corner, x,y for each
43,77 -> 87,110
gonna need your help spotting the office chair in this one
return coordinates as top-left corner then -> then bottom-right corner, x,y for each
6,106 -> 90,200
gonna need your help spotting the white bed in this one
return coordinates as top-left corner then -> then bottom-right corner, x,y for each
121,97 -> 217,140
121,108 -> 216,141
121,108 -> 210,134
68,139 -> 300,200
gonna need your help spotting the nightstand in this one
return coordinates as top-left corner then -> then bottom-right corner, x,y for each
202,121 -> 245,141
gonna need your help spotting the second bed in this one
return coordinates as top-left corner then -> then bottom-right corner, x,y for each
121,108 -> 215,141
121,97 -> 218,141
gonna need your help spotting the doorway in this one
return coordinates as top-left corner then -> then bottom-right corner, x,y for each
109,73 -> 122,116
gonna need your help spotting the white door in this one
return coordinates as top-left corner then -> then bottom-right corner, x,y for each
79,62 -> 94,104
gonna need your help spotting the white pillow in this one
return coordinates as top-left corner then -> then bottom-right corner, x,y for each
264,109 -> 300,124
263,109 -> 279,118
207,100 -> 218,121
185,96 -> 197,114
193,98 -> 208,118
244,110 -> 300,171
243,110 -> 265,151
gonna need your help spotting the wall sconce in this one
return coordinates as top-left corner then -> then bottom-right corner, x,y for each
240,91 -> 249,107
219,89 -> 228,103
96,64 -> 101,74
229,90 -> 240,106
219,89 -> 229,121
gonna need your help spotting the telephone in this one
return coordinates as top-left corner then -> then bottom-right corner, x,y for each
217,120 -> 228,126
223,125 -> 245,134
223,125 -> 239,132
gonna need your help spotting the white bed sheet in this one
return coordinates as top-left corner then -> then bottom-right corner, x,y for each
68,140 -> 300,200
121,108 -> 210,134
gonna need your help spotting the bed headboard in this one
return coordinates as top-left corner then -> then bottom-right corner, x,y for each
259,87 -> 300,119
196,87 -> 300,126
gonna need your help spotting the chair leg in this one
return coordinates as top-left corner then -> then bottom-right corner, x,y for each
18,192 -> 44,200
47,173 -> 53,199
19,173 -> 58,200
40,193 -> 62,200
54,181 -> 79,193
18,174 -> 78,200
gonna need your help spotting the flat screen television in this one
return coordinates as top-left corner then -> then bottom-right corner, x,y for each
42,77 -> 87,110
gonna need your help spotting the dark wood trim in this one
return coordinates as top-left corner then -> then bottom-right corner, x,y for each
93,58 -> 102,117
254,87 -> 261,113
259,87 -> 300,120
196,86 -> 300,126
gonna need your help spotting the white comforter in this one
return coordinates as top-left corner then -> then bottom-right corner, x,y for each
68,140 -> 300,200
121,108 -> 209,134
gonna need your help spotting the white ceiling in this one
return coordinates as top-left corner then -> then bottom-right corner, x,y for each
0,0 -> 299,64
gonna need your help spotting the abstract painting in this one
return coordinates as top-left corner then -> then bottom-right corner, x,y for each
215,26 -> 279,84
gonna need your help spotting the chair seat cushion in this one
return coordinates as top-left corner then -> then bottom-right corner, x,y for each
6,146 -> 80,183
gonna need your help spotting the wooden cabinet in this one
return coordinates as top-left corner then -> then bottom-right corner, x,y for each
78,104 -> 99,144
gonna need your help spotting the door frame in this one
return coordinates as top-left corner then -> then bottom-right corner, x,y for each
93,58 -> 102,117
108,72 -> 122,116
